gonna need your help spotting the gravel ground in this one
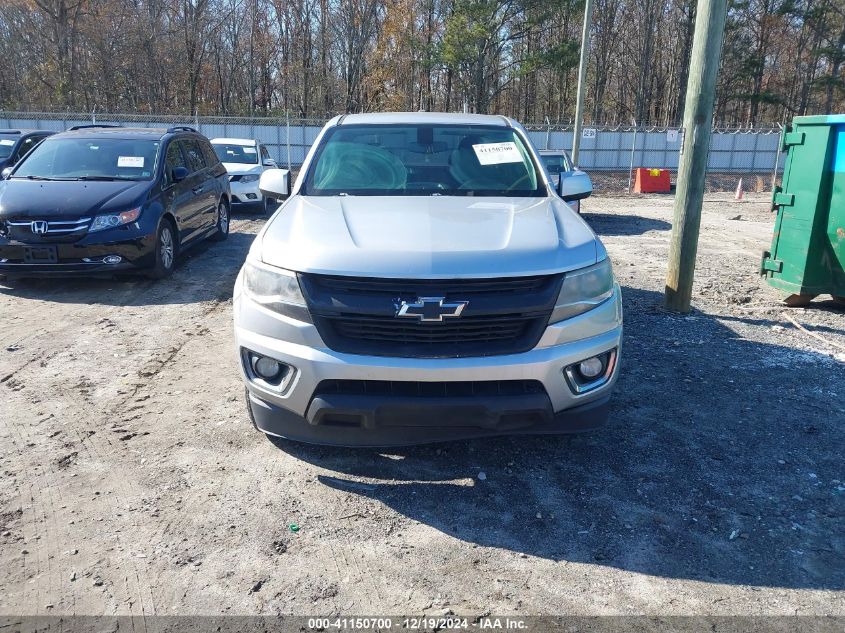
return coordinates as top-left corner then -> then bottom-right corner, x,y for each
0,193 -> 843,617
590,171 -> 779,194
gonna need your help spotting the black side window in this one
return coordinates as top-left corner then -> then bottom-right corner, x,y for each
13,137 -> 36,162
200,140 -> 220,167
164,141 -> 187,183
260,146 -> 271,161
183,139 -> 206,173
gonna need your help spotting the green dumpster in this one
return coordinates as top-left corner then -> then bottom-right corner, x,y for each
761,114 -> 845,305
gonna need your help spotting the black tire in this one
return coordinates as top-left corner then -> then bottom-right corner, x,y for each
148,219 -> 177,279
212,198 -> 230,241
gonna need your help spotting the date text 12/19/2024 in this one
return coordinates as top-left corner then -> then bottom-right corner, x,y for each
306,617 -> 528,630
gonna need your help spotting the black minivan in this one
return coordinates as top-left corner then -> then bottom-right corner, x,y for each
0,125 -> 231,279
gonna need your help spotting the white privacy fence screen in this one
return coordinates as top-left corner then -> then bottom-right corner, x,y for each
1,111 -> 784,175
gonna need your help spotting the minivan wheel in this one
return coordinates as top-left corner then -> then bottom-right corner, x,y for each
149,220 -> 177,279
212,199 -> 230,241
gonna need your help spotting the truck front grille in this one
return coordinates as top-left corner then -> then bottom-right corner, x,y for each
298,273 -> 562,358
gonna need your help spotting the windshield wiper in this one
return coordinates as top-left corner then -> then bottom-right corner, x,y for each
75,175 -> 130,181
15,175 -> 94,181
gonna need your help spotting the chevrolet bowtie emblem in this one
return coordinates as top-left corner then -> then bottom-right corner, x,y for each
397,296 -> 468,322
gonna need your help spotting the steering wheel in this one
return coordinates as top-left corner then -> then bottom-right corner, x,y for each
506,173 -> 532,191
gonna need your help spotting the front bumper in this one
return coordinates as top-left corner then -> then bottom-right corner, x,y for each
229,179 -> 263,207
234,276 -> 623,446
0,231 -> 157,277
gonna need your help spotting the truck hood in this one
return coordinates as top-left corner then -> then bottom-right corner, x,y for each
259,195 -> 601,278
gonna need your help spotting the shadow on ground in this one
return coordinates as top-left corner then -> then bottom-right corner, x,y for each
271,286 -> 845,591
582,213 -> 672,236
583,212 -> 671,236
0,227 -> 258,306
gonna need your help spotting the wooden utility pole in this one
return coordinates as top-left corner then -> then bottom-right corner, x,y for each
248,0 -> 257,116
571,0 -> 594,165
664,0 -> 728,312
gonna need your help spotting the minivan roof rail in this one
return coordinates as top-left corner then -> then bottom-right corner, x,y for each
67,124 -> 123,131
0,129 -> 22,134
167,126 -> 199,134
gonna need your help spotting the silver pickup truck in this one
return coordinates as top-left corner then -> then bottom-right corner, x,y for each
233,112 -> 622,446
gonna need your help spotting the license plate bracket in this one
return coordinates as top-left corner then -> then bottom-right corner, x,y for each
24,245 -> 58,264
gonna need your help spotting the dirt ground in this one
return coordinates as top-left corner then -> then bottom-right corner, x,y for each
0,193 -> 843,617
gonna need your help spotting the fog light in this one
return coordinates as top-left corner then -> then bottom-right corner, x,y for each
103,255 -> 123,265
253,356 -> 282,380
243,349 -> 295,391
578,357 -> 604,379
564,349 -> 617,395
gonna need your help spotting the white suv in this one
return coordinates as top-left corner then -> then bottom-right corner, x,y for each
211,138 -> 278,214
233,113 -> 622,446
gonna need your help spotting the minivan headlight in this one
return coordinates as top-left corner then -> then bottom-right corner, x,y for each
89,207 -> 141,232
242,259 -> 310,320
550,259 -> 615,322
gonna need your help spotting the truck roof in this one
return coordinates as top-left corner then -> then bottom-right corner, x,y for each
336,112 -> 512,127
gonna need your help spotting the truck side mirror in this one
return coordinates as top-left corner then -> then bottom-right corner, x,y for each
259,168 -> 291,198
559,170 -> 593,202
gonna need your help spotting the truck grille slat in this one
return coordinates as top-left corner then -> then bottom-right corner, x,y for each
314,379 -> 546,398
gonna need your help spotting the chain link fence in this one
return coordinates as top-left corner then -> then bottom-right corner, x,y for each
522,122 -> 784,193
1,111 -> 784,193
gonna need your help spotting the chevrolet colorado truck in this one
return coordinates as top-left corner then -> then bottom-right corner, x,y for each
233,112 -> 622,446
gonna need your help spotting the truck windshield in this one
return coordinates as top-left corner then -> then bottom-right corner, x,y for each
12,137 -> 160,180
303,124 -> 545,197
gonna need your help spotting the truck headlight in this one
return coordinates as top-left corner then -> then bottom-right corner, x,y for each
550,258 -> 614,322
89,207 -> 141,232
242,259 -> 310,321
240,174 -> 260,183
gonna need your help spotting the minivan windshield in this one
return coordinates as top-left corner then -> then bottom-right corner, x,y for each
213,143 -> 259,165
303,124 -> 545,197
12,137 -> 160,181
0,134 -> 18,159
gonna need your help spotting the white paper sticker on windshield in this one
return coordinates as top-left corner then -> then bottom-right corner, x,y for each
0,139 -> 14,146
117,156 -> 144,168
243,147 -> 257,154
472,142 -> 523,165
